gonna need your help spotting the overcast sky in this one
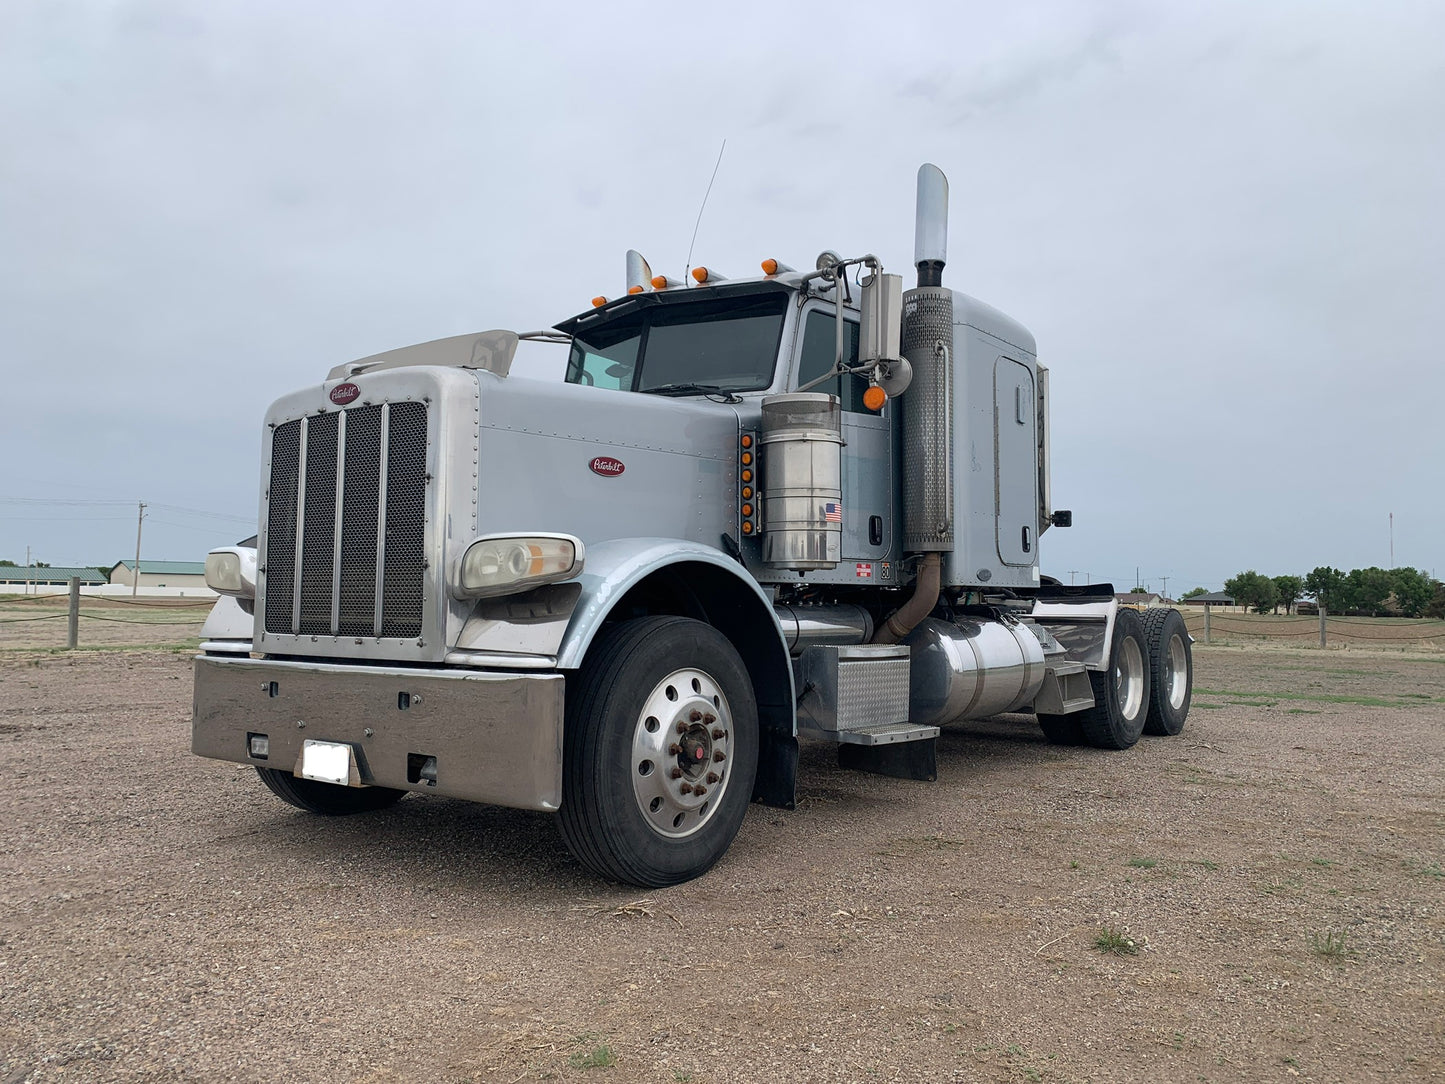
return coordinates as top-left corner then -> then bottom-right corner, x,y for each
3,1 -> 1442,591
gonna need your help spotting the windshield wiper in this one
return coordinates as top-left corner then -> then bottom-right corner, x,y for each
644,383 -> 743,403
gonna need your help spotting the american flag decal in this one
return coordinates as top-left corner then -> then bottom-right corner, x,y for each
824,502 -> 842,522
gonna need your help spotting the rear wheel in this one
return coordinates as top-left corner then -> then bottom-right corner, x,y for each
1140,608 -> 1192,735
255,767 -> 407,814
1078,608 -> 1152,750
559,616 -> 759,887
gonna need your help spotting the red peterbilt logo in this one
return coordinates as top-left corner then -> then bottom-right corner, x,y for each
589,456 -> 626,477
329,382 -> 361,405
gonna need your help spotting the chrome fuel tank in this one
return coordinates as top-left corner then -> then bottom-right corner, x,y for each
904,616 -> 1046,726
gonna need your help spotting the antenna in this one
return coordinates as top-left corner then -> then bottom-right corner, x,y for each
685,139 -> 727,279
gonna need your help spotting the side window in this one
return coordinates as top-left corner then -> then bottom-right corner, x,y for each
796,310 -> 869,412
565,319 -> 641,390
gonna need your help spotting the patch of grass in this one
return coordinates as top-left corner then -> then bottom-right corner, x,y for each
1068,860 -> 1081,870
1126,857 -> 1158,869
1310,930 -> 1351,962
1191,859 -> 1219,871
1193,702 -> 1224,710
1311,858 -> 1335,868
567,1035 -> 616,1070
1093,925 -> 1138,956
671,1071 -> 693,1083
1406,860 -> 1443,880
1194,686 -> 1419,708
1286,708 -> 1322,715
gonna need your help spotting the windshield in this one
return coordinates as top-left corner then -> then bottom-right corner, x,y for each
565,293 -> 787,394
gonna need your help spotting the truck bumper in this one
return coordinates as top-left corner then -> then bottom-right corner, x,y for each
192,654 -> 566,811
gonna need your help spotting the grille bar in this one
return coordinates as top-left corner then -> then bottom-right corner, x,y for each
263,402 -> 427,640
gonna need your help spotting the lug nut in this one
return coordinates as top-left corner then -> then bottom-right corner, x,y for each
670,768 -> 683,779
676,721 -> 687,734
689,710 -> 703,722
706,772 -> 719,784
694,785 -> 707,797
711,728 -> 725,740
703,713 -> 716,725
713,750 -> 726,762
679,783 -> 693,795
668,742 -> 682,755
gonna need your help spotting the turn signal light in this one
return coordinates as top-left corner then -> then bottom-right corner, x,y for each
863,385 -> 887,412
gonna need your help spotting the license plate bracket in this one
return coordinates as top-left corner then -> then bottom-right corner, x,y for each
297,739 -> 359,787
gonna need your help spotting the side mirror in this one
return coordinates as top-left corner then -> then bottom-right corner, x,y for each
859,273 -> 910,397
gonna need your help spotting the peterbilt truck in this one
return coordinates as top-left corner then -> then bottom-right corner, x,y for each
193,164 -> 1194,887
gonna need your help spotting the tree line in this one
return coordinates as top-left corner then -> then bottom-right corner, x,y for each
1182,567 -> 1444,618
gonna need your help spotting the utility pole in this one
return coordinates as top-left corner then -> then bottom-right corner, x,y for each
1067,570 -> 1080,586
1389,512 -> 1394,568
25,544 -> 32,596
132,501 -> 147,598
1160,575 -> 1169,601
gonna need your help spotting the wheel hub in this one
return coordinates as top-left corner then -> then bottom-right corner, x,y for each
632,668 -> 732,838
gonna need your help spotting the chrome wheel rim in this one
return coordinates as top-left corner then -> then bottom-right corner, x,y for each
630,667 -> 733,839
1116,637 -> 1145,720
1165,633 -> 1188,710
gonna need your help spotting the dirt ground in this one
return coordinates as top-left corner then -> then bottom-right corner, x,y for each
1,643 -> 1441,1083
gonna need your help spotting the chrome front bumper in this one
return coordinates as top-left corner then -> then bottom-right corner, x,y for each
192,654 -> 565,811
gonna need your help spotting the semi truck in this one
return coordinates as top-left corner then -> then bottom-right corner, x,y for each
193,164 -> 1194,887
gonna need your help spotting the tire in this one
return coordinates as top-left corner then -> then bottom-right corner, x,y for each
1037,712 -> 1087,746
558,616 -> 759,888
1078,608 -> 1152,750
1140,607 -> 1192,736
255,766 -> 407,815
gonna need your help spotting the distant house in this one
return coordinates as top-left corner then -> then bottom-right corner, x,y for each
107,560 -> 207,589
1115,592 -> 1164,609
1180,591 -> 1238,610
0,565 -> 107,586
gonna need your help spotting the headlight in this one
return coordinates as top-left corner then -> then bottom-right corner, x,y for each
205,547 -> 258,598
453,534 -> 584,599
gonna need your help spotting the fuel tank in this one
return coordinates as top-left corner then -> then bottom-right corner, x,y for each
903,616 -> 1046,726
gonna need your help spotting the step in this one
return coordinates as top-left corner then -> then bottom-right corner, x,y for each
834,721 -> 940,746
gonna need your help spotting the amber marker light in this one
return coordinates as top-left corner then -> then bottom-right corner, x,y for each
742,522 -> 754,535
761,258 -> 778,275
651,275 -> 670,289
741,486 -> 753,499
741,503 -> 753,517
627,285 -> 644,295
591,296 -> 608,308
692,267 -> 709,283
740,434 -> 753,448
741,469 -> 752,483
740,451 -> 753,466
863,385 -> 887,412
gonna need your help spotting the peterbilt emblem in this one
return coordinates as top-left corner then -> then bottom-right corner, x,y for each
589,456 -> 625,477
329,382 -> 361,405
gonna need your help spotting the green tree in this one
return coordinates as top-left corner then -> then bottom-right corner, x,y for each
1273,575 -> 1304,615
1387,567 -> 1435,617
1426,582 -> 1445,620
1181,586 -> 1208,600
0,559 -> 15,567
1347,567 -> 1393,616
1225,570 -> 1278,613
1304,566 -> 1346,612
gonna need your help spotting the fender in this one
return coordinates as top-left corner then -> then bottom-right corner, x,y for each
557,537 -> 797,808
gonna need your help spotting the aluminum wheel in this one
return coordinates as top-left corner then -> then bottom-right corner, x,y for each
1115,634 -> 1146,722
630,667 -> 733,839
1164,633 -> 1189,711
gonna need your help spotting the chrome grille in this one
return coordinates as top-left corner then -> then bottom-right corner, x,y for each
264,402 -> 429,639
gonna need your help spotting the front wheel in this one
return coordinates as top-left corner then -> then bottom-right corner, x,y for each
255,767 -> 407,814
558,616 -> 759,887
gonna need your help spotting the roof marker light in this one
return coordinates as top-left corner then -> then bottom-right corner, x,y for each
761,258 -> 794,275
591,296 -> 608,308
651,275 -> 672,289
692,266 -> 727,284
627,285 -> 644,295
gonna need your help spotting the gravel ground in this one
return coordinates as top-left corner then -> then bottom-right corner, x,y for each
1,644 -> 1441,1082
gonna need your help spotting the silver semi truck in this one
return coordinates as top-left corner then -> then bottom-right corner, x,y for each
193,165 -> 1193,887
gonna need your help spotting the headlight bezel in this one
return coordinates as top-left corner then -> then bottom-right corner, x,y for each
451,533 -> 585,600
204,546 -> 258,598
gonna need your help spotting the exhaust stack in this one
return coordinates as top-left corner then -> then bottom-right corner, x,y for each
914,164 -> 949,288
